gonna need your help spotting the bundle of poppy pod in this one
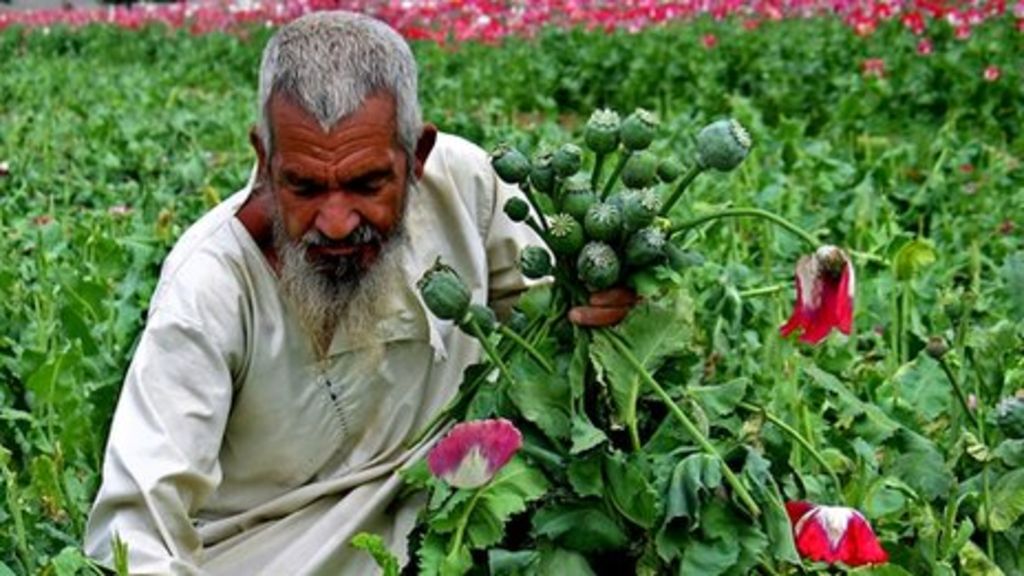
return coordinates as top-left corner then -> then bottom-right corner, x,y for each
488,109 -> 751,297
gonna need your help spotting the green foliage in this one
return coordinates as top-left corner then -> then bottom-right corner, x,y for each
350,533 -> 400,576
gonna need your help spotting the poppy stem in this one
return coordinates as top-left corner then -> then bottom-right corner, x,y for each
738,402 -> 843,500
738,283 -> 787,298
935,355 -> 979,428
497,325 -> 554,373
658,164 -> 702,217
518,183 -> 550,234
447,488 -> 483,562
668,207 -> 818,248
590,152 -> 606,192
600,150 -> 632,200
598,329 -> 761,518
466,320 -> 517,388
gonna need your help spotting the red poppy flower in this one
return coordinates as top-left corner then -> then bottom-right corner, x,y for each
984,65 -> 1001,82
780,246 -> 855,344
427,418 -> 522,489
861,58 -> 885,79
785,501 -> 889,566
702,33 -> 717,49
916,39 -> 933,55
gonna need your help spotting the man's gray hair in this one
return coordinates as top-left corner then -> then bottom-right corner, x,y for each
257,11 -> 422,163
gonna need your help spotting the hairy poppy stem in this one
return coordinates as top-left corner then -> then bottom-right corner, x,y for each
935,355 -> 979,428
518,183 -> 550,234
497,325 -> 554,373
738,402 -> 843,499
599,329 -> 761,517
600,150 -> 632,200
668,207 -> 818,249
466,320 -> 516,388
590,152 -> 606,192
658,164 -> 702,216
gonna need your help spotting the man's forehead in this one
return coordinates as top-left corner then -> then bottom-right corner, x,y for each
267,91 -> 398,139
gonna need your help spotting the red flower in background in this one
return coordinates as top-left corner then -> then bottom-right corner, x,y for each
786,501 -> 889,566
861,58 -> 885,78
917,38 -> 933,55
427,418 -> 522,489
702,33 -> 718,48
780,246 -> 855,344
984,65 -> 1001,81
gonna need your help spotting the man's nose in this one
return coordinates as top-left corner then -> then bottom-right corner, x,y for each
315,193 -> 361,241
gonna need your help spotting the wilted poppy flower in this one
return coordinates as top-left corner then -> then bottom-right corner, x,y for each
427,418 -> 522,489
786,501 -> 889,566
780,246 -> 855,344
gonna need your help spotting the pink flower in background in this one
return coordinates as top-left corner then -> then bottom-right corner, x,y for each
786,501 -> 889,566
861,58 -> 885,78
427,419 -> 522,489
960,163 -> 975,174
955,24 -> 972,39
108,204 -> 133,217
902,11 -> 925,35
702,33 -> 717,49
780,246 -> 855,344
984,65 -> 1001,82
917,38 -> 933,55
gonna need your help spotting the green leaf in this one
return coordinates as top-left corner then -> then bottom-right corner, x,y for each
569,331 -> 589,401
508,355 -> 572,442
804,364 -> 900,444
604,451 -> 661,530
892,238 -> 936,282
689,378 -> 748,417
1001,252 -> 1024,320
678,537 -> 739,576
850,565 -> 917,576
590,294 -> 693,429
569,413 -> 607,454
988,469 -> 1024,532
664,453 -> 721,527
993,439 -> 1024,467
488,549 -> 539,575
886,429 -> 954,502
958,540 -> 1005,576
0,563 -> 16,576
531,502 -> 630,553
537,547 -> 596,575
350,533 -> 400,576
567,452 -> 604,498
742,450 -> 800,564
885,356 -> 951,422
440,458 -> 549,550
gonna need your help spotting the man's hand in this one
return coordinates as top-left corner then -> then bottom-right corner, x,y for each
568,287 -> 639,327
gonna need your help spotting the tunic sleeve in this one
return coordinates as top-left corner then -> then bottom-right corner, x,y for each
84,307 -> 235,575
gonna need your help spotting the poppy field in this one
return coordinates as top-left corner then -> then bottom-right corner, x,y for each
1,1 -> 1023,574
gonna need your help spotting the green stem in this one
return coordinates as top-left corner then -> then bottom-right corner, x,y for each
669,208 -> 818,249
738,402 -> 842,499
498,325 -> 554,373
590,152 -> 606,192
447,489 -> 483,561
599,330 -> 761,517
967,348 -> 995,559
900,283 -> 912,366
1,451 -> 31,574
936,355 -> 979,428
738,283 -> 787,298
519,184 -> 550,234
658,164 -> 702,217
600,151 -> 632,200
467,320 -> 516,388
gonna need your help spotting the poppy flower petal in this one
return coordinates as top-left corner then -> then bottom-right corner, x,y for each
427,418 -> 522,489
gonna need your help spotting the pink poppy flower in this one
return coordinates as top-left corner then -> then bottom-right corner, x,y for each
861,58 -> 885,78
427,418 -> 522,489
702,33 -> 717,49
786,501 -> 889,566
916,39 -> 933,55
984,65 -> 1001,82
780,246 -> 855,344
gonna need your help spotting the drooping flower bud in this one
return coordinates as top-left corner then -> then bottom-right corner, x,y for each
529,151 -> 557,194
503,197 -> 530,222
577,241 -> 621,290
546,213 -> 585,256
620,108 -> 659,151
491,144 -> 531,184
620,151 -> 659,189
417,260 -> 471,321
696,118 -> 752,172
427,419 -> 523,489
780,246 -> 855,344
584,109 -> 621,154
552,143 -> 583,177
519,246 -> 553,279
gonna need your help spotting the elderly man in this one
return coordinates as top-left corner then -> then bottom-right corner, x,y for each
85,10 -> 631,575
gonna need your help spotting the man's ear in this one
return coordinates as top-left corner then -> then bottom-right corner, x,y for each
249,126 -> 269,184
412,124 -> 438,180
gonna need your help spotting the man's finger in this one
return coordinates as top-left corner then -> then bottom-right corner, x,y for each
568,305 -> 630,327
588,287 -> 638,308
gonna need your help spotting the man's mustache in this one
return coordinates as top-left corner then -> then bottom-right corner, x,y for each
300,224 -> 385,250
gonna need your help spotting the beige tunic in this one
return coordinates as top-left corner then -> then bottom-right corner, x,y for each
84,133 -> 539,575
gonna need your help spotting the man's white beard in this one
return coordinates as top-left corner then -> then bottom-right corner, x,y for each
273,202 -> 409,362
